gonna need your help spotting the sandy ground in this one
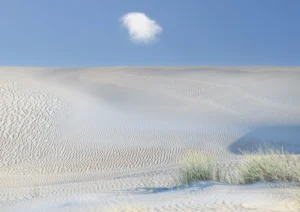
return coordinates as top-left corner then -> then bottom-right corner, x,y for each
0,66 -> 299,211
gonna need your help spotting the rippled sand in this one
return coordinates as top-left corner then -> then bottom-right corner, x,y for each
0,66 -> 300,211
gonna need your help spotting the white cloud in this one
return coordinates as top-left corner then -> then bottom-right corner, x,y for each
121,12 -> 162,44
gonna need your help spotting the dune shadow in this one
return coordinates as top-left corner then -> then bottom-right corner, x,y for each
130,182 -> 221,194
229,125 -> 300,154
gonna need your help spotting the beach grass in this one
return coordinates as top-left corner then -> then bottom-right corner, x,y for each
179,147 -> 300,186
239,147 -> 300,184
179,153 -> 215,185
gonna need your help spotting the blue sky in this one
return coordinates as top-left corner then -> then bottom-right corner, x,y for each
0,0 -> 299,66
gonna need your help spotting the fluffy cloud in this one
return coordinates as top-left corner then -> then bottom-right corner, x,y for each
121,12 -> 162,44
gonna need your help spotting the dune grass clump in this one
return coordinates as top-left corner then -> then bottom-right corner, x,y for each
179,152 -> 238,185
179,153 -> 215,185
239,148 -> 300,184
179,147 -> 300,186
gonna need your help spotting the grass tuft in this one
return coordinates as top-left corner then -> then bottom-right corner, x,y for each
179,153 -> 215,185
239,147 -> 300,184
179,147 -> 300,186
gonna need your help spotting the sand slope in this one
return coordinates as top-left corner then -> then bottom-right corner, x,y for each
0,66 -> 299,211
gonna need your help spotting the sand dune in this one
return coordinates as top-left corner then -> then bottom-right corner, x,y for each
0,66 -> 299,211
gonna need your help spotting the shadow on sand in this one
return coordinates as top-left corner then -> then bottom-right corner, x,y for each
130,182 -> 222,194
229,125 -> 300,154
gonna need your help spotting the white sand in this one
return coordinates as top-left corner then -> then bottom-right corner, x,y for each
0,66 -> 299,211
